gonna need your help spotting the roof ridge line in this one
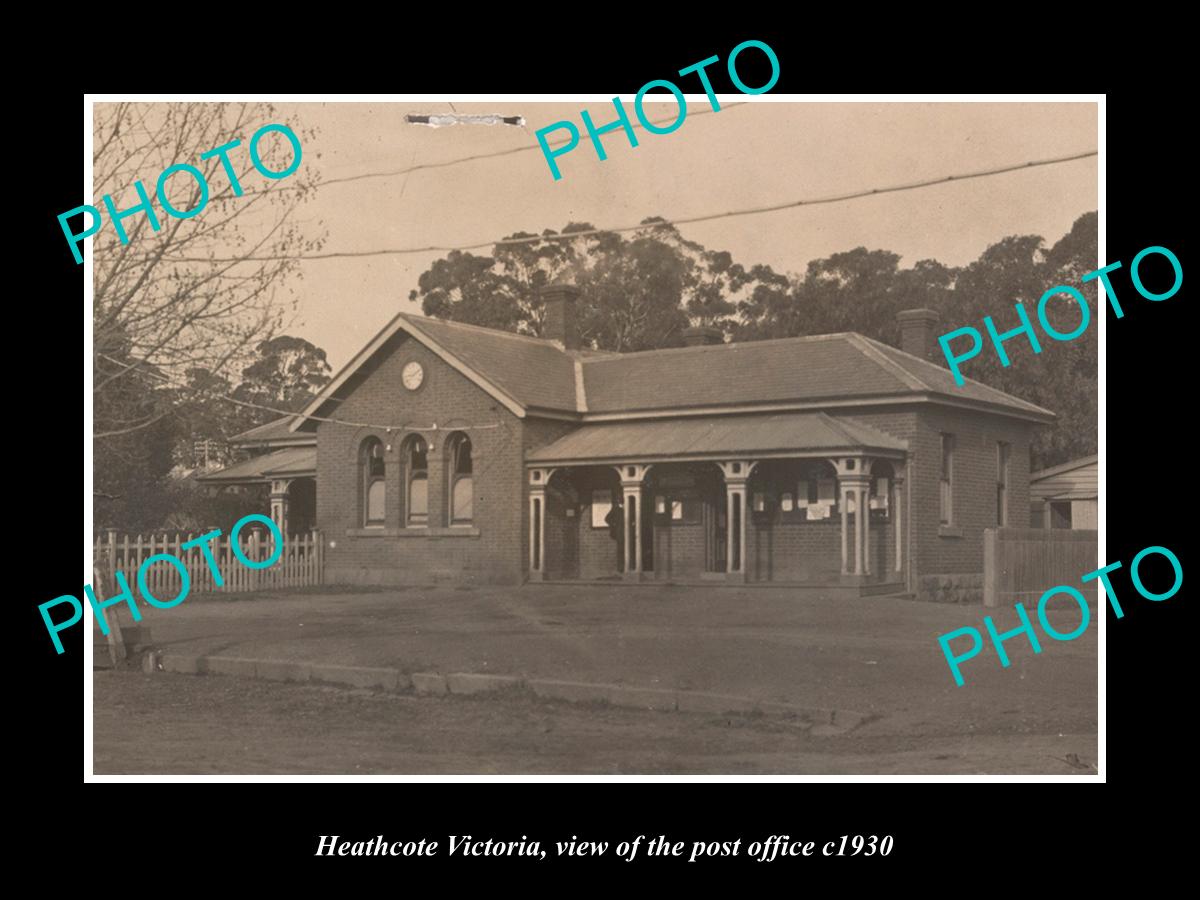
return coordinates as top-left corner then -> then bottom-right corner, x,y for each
815,411 -> 854,443
398,312 -> 558,348
573,358 -> 587,412
845,333 -> 929,392
578,332 -> 852,365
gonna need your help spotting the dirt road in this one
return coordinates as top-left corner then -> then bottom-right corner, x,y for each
94,671 -> 1096,775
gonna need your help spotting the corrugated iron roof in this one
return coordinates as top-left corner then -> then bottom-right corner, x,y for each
527,412 -> 906,464
1031,454 -> 1099,482
1039,490 -> 1097,501
581,335 -> 907,413
197,447 -> 316,483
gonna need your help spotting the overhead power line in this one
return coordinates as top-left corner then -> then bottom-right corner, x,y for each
171,148 -> 1099,264
96,353 -> 503,433
289,101 -> 748,192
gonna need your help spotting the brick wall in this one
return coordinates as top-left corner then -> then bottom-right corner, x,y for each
906,405 -> 1035,596
317,333 -> 529,585
316,338 -> 1039,595
747,517 -> 896,582
653,520 -> 705,580
807,405 -> 1036,596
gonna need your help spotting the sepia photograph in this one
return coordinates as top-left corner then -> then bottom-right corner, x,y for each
85,95 -> 1100,776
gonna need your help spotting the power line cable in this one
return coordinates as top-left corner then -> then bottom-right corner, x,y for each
170,148 -> 1099,263
271,101 -> 749,193
96,352 -> 503,433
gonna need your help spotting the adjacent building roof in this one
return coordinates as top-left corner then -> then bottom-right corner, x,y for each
196,447 -> 316,483
230,416 -> 315,448
527,412 -> 907,465
294,311 -> 1056,430
1030,454 -> 1098,501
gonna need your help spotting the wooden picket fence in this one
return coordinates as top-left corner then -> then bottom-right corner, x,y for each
93,528 -> 324,596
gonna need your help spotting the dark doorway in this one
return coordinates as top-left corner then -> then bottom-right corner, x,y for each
288,478 -> 316,533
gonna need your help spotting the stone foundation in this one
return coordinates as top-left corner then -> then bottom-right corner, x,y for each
918,573 -> 983,604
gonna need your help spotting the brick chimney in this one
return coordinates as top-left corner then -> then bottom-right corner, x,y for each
896,308 -> 940,361
541,283 -> 580,350
681,325 -> 725,347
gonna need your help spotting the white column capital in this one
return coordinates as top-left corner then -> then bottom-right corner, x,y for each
830,456 -> 873,480
529,467 -> 556,487
716,460 -> 757,483
614,463 -> 652,486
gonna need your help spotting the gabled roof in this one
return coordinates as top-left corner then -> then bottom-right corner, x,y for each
292,311 -> 580,430
527,412 -> 906,465
397,314 -> 580,413
294,311 -> 1056,429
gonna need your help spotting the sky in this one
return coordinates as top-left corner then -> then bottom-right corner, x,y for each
247,100 -> 1097,369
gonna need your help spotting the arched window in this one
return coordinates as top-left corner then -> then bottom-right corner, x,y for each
361,437 -> 386,525
404,435 -> 429,527
446,432 -> 474,525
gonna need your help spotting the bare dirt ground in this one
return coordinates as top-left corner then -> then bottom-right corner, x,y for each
93,584 -> 1098,774
94,671 -> 1096,775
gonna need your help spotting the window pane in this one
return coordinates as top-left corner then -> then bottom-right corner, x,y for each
454,437 -> 472,475
365,439 -> 385,476
409,474 -> 428,523
671,499 -> 683,520
410,439 -> 428,471
591,490 -> 612,528
367,479 -> 385,523
797,479 -> 810,506
452,476 -> 474,522
817,477 -> 835,504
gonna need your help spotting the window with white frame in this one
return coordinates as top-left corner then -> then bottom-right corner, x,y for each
940,433 -> 954,525
446,432 -> 474,525
405,435 -> 429,526
361,437 -> 386,526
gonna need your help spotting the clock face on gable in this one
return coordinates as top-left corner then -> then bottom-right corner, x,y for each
402,361 -> 424,391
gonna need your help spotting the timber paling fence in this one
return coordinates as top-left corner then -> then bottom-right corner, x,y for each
92,528 -> 324,596
982,527 -> 1098,608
